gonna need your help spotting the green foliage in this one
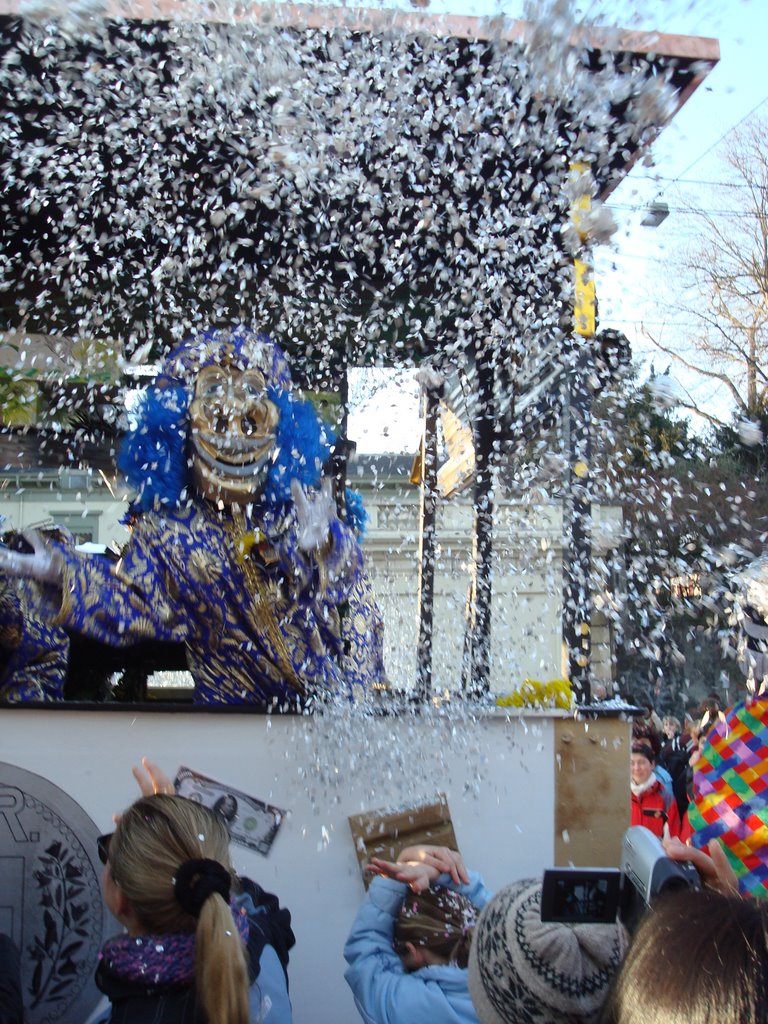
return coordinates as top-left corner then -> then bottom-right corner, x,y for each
0,365 -> 40,425
623,383 -> 703,468
594,366 -> 706,470
592,365 -> 768,700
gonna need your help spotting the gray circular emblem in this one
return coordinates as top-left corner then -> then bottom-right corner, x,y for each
0,762 -> 113,1024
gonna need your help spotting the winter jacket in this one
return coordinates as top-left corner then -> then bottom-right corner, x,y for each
659,735 -> 694,818
653,764 -> 674,803
0,934 -> 23,1024
344,871 -> 492,1024
631,777 -> 681,839
94,879 -> 293,1024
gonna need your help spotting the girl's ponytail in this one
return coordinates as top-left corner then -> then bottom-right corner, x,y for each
196,890 -> 250,1024
108,795 -> 251,1024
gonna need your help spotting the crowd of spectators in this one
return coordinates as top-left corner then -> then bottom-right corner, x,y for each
4,689 -> 767,1024
343,688 -> 768,1024
629,691 -> 722,842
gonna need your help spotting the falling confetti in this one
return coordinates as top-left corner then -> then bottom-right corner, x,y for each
0,0 -> 762,765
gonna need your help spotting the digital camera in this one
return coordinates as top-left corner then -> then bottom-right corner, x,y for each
540,826 -> 700,933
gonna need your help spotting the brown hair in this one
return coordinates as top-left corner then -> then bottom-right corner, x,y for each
632,722 -> 661,758
393,886 -> 477,968
600,889 -> 768,1024
109,795 -> 250,1024
631,742 -> 655,764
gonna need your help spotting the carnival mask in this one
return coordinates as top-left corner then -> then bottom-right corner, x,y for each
188,364 -> 279,505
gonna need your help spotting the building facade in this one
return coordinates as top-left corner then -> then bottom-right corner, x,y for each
1,450 -> 621,695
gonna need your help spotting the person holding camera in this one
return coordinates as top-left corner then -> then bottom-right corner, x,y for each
598,885 -> 768,1024
630,743 -> 681,840
597,830 -> 749,1024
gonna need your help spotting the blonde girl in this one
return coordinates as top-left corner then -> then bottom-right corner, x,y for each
96,794 -> 293,1024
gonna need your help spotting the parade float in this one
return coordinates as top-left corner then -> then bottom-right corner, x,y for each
0,3 -> 720,1021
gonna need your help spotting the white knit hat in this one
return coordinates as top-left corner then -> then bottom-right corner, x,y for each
468,878 -> 627,1024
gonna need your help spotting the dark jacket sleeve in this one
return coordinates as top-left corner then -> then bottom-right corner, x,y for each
237,877 -> 295,985
0,934 -> 24,1024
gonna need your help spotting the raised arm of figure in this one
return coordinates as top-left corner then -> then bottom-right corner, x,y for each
0,530 -> 63,586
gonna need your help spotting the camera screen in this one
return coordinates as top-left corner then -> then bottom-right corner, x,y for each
540,869 -> 621,924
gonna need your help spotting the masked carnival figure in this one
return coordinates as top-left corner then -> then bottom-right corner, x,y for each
0,327 -> 386,704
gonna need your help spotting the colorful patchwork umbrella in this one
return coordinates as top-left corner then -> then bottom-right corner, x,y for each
688,697 -> 768,897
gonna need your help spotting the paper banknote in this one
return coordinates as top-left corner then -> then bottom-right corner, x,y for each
174,766 -> 286,856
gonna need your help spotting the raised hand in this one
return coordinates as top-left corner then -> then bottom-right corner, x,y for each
132,757 -> 176,797
0,530 -> 63,586
365,857 -> 438,893
395,845 -> 469,886
291,477 -> 337,552
663,835 -> 740,896
112,759 -> 176,826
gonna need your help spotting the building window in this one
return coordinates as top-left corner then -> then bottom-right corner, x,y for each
48,513 -> 101,546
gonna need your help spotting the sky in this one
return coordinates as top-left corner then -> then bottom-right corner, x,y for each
348,0 -> 767,453
592,0 -> 768,418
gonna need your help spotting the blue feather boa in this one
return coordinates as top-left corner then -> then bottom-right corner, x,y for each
263,388 -> 334,504
117,387 -> 190,512
343,487 -> 368,537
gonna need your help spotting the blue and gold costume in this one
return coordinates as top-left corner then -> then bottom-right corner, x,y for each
0,327 -> 387,704
55,502 -> 362,704
0,580 -> 69,701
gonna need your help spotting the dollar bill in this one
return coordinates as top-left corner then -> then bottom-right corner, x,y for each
174,766 -> 286,856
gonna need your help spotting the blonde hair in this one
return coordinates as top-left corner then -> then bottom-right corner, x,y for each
110,795 -> 250,1024
394,887 -> 477,968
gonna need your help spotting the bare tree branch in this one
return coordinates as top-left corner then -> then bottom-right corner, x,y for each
641,326 -> 748,413
643,118 -> 767,420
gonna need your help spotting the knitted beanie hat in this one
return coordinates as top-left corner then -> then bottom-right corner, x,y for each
467,878 -> 627,1024
688,697 -> 768,897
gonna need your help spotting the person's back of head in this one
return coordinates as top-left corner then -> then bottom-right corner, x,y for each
632,723 -> 661,759
107,794 -> 250,1024
467,878 -> 627,1024
599,888 -> 768,1024
393,886 -> 477,971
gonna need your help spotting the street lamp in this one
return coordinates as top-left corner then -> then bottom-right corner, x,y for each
641,200 -> 670,228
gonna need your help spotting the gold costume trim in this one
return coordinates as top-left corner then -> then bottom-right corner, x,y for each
227,510 -> 303,693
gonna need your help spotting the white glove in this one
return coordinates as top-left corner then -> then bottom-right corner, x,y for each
0,529 -> 64,586
291,478 -> 337,553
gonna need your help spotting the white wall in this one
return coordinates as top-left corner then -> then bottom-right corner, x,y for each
366,498 -> 623,691
0,706 -> 560,1024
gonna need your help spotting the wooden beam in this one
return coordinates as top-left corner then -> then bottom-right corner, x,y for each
0,1 -> 720,67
